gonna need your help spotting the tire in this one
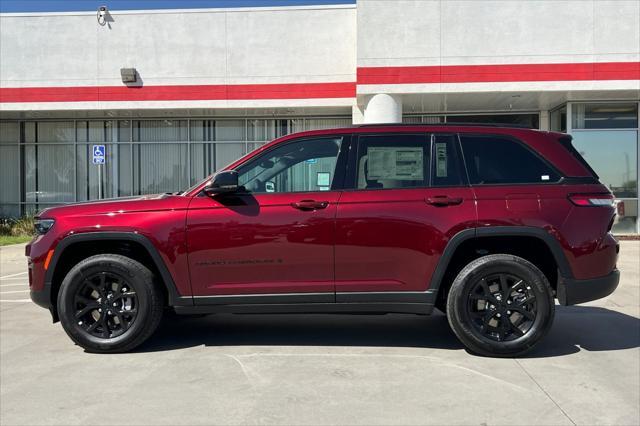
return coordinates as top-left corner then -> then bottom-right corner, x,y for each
446,254 -> 555,357
57,254 -> 164,353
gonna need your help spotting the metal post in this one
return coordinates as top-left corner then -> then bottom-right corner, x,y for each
98,164 -> 103,199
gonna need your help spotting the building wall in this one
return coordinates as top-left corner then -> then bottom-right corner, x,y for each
0,5 -> 357,110
357,0 -> 640,95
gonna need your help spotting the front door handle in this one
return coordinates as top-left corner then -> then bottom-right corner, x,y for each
425,196 -> 463,206
291,200 -> 329,211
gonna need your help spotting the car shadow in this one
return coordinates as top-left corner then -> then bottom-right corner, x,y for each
136,306 -> 640,358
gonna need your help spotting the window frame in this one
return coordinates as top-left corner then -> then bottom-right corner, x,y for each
232,134 -> 351,195
458,133 -> 564,187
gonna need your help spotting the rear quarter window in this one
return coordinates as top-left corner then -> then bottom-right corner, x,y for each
460,134 -> 560,185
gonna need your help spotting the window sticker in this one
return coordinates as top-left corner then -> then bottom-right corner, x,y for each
435,143 -> 448,177
367,147 -> 424,180
317,172 -> 331,187
541,175 -> 550,181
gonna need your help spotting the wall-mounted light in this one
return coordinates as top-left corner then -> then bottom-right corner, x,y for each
120,68 -> 137,84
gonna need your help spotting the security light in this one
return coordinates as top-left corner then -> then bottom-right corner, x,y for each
120,68 -> 137,83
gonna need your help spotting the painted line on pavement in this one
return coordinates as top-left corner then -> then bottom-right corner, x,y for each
0,299 -> 31,303
0,272 -> 27,279
0,290 -> 30,294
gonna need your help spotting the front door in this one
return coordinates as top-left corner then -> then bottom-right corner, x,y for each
335,133 -> 476,300
186,136 -> 348,299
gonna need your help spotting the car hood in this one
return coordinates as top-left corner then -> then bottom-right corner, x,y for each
38,193 -> 190,217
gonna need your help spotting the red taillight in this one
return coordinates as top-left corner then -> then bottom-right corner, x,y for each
568,193 -> 615,207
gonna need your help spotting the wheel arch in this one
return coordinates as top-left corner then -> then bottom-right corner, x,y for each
432,227 -> 572,304
45,232 -> 191,320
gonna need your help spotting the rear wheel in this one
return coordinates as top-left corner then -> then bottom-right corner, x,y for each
57,254 -> 164,353
446,254 -> 554,357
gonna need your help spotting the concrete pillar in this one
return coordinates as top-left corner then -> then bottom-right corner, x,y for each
539,110 -> 550,130
363,94 -> 403,124
352,104 -> 365,124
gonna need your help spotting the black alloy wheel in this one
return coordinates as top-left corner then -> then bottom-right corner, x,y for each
465,273 -> 537,342
58,254 -> 164,353
73,272 -> 138,339
446,254 -> 555,357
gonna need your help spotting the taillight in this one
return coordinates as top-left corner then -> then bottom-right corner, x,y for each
568,193 -> 615,207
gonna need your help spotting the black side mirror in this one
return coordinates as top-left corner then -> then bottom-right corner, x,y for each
203,170 -> 240,196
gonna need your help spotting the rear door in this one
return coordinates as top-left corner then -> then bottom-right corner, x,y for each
334,132 -> 477,300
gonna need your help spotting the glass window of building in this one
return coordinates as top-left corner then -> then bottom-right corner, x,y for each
0,115 -> 351,217
570,102 -> 639,234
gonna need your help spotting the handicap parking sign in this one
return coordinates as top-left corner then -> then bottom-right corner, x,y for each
92,145 -> 105,164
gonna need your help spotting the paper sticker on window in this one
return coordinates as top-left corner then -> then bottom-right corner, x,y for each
317,172 -> 331,187
541,175 -> 550,181
367,147 -> 423,180
435,143 -> 448,177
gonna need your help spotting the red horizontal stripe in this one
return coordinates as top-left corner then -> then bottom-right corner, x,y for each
357,61 -> 640,85
0,82 -> 356,103
2,62 -> 637,103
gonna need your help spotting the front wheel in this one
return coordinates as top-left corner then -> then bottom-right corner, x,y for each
446,254 -> 555,357
57,254 -> 164,353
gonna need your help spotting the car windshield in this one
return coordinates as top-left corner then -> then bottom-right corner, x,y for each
178,176 -> 211,195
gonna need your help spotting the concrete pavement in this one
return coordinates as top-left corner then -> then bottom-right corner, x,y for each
1,241 -> 638,425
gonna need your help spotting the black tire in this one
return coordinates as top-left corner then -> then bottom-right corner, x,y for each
446,254 -> 554,357
57,254 -> 164,353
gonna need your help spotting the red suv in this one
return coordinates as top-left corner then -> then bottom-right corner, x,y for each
27,124 -> 620,356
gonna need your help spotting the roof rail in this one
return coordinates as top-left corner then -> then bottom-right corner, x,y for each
355,122 -> 533,129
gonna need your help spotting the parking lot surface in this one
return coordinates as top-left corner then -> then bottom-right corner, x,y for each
1,241 -> 638,426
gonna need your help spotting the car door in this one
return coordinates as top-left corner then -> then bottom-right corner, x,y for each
457,133 -> 566,228
334,132 -> 477,302
186,135 -> 349,301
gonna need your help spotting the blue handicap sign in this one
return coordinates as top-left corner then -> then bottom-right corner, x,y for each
92,145 -> 105,164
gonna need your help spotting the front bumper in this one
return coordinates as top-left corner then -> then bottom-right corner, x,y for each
30,284 -> 59,322
30,286 -> 51,309
557,269 -> 620,306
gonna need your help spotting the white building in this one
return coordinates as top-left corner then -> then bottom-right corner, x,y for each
1,0 -> 639,232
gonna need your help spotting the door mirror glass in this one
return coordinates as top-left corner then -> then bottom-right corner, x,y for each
204,170 -> 240,196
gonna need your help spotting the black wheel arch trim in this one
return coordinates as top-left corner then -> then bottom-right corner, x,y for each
44,232 -> 192,310
428,226 -> 573,295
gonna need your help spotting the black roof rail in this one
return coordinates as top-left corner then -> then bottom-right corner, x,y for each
355,122 -> 534,129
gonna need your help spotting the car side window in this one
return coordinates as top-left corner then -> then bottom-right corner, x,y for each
460,135 -> 560,185
237,137 -> 344,193
356,134 -> 430,190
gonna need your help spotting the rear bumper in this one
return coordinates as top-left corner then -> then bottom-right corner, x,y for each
557,269 -> 620,306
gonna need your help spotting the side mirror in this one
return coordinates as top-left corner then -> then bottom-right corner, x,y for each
203,170 -> 240,196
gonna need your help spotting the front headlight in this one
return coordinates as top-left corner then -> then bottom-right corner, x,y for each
34,219 -> 55,235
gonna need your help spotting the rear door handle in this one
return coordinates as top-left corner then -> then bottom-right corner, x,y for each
291,200 -> 329,211
425,196 -> 463,206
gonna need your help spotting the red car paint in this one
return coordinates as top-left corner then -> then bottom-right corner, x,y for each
27,125 -> 618,312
